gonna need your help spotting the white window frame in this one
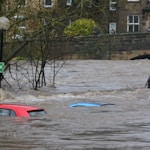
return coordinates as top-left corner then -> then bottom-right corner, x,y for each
13,15 -> 26,40
109,22 -> 116,34
109,0 -> 117,11
127,15 -> 139,32
66,0 -> 72,6
127,0 -> 140,1
44,0 -> 53,8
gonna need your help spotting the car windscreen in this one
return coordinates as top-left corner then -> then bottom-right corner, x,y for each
28,109 -> 46,117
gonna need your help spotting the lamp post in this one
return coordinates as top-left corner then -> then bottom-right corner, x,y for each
0,17 -> 10,89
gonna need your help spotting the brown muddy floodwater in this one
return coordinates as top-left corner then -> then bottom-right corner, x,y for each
0,60 -> 150,150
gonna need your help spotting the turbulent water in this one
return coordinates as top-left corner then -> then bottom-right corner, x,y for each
0,60 -> 150,150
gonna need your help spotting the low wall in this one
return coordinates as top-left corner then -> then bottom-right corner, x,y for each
5,33 -> 150,60
66,33 -> 150,60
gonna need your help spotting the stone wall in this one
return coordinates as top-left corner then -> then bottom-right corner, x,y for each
64,33 -> 150,60
6,33 -> 150,60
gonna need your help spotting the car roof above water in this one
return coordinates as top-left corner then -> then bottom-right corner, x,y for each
0,104 -> 42,111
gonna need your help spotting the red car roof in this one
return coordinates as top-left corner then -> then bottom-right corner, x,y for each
0,104 -> 41,110
0,104 -> 44,117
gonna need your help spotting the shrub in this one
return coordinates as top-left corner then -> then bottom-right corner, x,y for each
64,18 -> 101,36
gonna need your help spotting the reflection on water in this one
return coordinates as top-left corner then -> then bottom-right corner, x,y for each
0,60 -> 150,150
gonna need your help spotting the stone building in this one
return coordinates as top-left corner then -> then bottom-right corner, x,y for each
107,0 -> 150,33
3,0 -> 150,39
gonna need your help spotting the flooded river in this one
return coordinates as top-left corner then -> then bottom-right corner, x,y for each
0,60 -> 150,150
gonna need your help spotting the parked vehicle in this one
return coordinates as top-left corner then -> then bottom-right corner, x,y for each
0,104 -> 46,117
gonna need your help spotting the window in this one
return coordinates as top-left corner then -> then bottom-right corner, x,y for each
127,15 -> 139,32
15,0 -> 26,7
0,109 -> 16,117
12,16 -> 26,40
28,110 -> 46,117
66,0 -> 72,6
44,0 -> 53,7
110,0 -> 117,11
109,22 -> 116,34
44,18 -> 49,25
43,17 -> 53,27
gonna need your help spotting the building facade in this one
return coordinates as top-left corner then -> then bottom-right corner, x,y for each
109,0 -> 150,33
3,0 -> 150,40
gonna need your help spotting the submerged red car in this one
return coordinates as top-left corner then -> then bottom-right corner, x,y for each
0,104 -> 46,117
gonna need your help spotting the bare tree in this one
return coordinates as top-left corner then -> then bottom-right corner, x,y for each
1,0 -> 118,91
1,0 -> 69,90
